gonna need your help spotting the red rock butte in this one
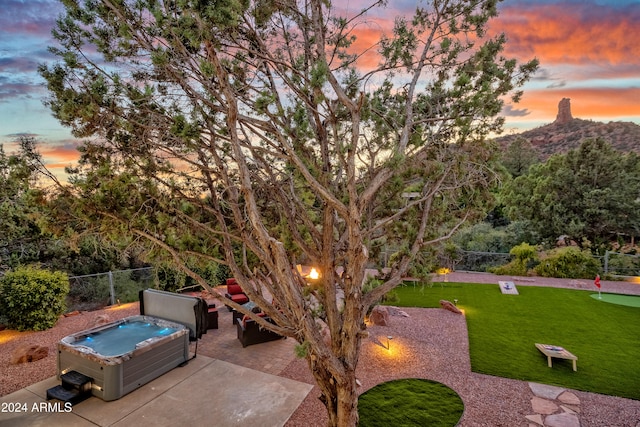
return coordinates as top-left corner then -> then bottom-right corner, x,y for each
554,98 -> 574,124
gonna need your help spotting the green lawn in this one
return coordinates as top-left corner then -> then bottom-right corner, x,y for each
358,379 -> 464,427
390,282 -> 640,400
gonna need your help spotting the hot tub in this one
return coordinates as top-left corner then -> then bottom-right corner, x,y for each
57,315 -> 189,401
56,289 -> 206,401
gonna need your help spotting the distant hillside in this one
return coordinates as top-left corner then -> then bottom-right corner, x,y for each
495,98 -> 640,159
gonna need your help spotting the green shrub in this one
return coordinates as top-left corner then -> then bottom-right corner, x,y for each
534,247 -> 600,279
154,263 -> 186,292
605,252 -> 640,276
67,275 -> 110,310
490,242 -> 537,275
452,221 -> 541,254
214,263 -> 231,285
0,266 -> 69,331
490,260 -> 526,276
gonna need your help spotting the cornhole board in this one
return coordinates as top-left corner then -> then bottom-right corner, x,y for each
498,281 -> 519,295
535,343 -> 577,371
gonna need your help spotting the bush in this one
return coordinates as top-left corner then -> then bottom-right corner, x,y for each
214,263 -> 231,285
490,260 -> 526,276
534,247 -> 600,279
490,242 -> 538,276
0,266 -> 69,331
67,275 -> 111,311
155,263 -> 187,292
606,252 -> 640,276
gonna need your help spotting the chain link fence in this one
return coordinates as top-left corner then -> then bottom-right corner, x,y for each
67,250 -> 630,312
67,267 -> 155,312
453,250 -> 611,275
454,250 -> 512,272
604,251 -> 640,277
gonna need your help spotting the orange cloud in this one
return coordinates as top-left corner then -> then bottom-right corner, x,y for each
495,3 -> 640,66
39,143 -> 81,164
338,18 -> 394,70
508,87 -> 640,122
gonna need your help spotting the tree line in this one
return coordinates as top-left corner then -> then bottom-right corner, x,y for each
496,137 -> 640,252
5,136 -> 636,288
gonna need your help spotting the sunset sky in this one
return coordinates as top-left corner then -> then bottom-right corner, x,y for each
1,0 -> 639,175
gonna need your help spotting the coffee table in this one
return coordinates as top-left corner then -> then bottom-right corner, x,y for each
535,343 -> 577,371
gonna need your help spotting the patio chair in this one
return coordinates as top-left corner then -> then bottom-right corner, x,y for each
236,314 -> 284,347
224,278 -> 249,310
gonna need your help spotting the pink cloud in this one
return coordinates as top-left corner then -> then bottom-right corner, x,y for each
40,142 -> 81,162
495,3 -> 640,67
0,0 -> 62,38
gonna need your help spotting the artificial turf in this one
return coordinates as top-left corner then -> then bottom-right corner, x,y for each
389,282 -> 640,400
358,378 -> 464,427
590,293 -> 640,308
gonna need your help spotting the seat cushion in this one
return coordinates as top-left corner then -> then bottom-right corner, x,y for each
227,283 -> 243,295
230,294 -> 249,304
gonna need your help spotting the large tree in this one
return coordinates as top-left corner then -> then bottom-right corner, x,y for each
41,0 -> 536,424
0,136 -> 54,271
501,136 -> 540,178
501,138 -> 640,248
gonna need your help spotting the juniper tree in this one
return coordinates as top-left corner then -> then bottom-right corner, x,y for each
40,0 -> 537,424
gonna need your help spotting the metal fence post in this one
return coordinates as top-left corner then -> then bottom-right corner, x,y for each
108,271 -> 115,305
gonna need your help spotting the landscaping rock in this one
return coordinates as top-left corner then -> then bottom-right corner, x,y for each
370,306 -> 390,326
439,300 -> 462,314
93,314 -> 111,326
386,306 -> 410,317
558,391 -> 580,405
525,414 -> 544,425
531,397 -> 558,415
10,344 -> 49,364
560,405 -> 579,415
528,382 -> 565,400
545,412 -> 580,427
63,310 -> 81,317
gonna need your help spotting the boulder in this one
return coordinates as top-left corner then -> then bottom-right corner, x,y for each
386,306 -> 410,318
370,306 -> 390,326
93,314 -> 111,326
63,310 -> 81,317
439,300 -> 462,314
10,344 -> 49,364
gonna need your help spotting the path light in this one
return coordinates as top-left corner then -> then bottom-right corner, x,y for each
309,268 -> 320,280
387,335 -> 393,351
454,299 -> 458,306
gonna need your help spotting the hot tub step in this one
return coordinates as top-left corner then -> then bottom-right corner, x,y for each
46,385 -> 91,406
61,371 -> 93,393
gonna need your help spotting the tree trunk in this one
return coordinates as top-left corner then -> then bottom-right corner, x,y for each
310,358 -> 360,427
